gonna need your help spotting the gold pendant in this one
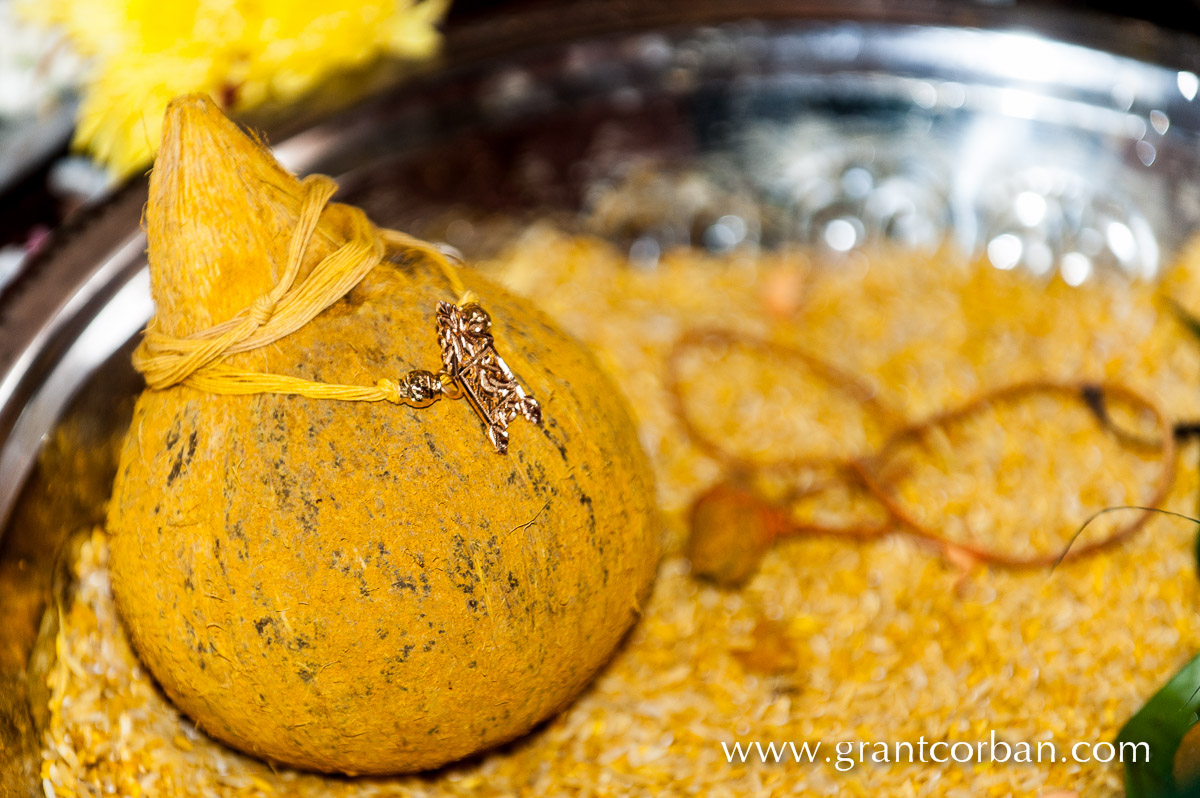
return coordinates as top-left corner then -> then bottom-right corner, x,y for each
435,301 -> 543,454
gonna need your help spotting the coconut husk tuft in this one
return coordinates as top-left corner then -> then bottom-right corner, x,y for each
148,94 -> 345,335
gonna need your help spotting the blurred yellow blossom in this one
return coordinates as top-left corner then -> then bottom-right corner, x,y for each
16,0 -> 449,176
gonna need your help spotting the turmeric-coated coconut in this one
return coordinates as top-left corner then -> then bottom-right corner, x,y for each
107,95 -> 660,775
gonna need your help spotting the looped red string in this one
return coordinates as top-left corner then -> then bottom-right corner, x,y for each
669,329 -> 1179,572
666,327 -> 906,542
849,379 -> 1176,569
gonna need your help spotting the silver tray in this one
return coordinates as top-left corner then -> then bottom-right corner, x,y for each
4,0 -> 1200,790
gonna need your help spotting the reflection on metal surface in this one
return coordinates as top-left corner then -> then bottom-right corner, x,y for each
0,266 -> 151,525
976,165 -> 1159,282
5,16 -> 1200,535
557,21 -> 1196,282
743,119 -> 951,255
585,160 -> 763,262
586,104 -> 1168,285
1179,71 -> 1199,101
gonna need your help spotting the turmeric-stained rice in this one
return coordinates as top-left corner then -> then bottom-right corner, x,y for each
41,228 -> 1200,797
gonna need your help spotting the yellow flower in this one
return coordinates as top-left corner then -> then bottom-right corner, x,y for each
17,0 -> 449,176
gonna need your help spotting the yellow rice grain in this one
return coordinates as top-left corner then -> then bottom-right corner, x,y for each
40,226 -> 1200,796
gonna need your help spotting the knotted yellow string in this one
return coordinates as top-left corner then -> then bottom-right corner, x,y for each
132,174 -> 471,404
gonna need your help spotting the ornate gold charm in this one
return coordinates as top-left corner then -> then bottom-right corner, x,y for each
435,301 -> 543,454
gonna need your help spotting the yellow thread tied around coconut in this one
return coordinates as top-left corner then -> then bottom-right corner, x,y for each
132,173 -> 471,407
